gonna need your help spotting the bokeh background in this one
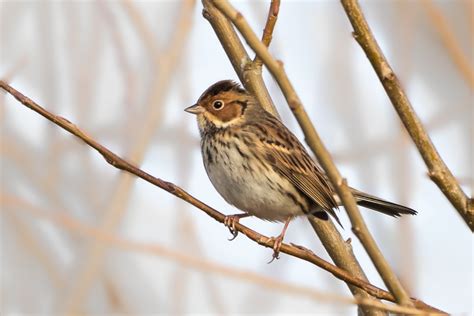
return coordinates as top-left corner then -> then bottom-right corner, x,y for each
1,0 -> 472,315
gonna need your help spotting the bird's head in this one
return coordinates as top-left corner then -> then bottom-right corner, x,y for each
185,80 -> 253,133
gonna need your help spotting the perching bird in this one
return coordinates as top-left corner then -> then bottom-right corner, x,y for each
185,80 -> 416,260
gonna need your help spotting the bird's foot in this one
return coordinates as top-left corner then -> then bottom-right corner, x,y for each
223,214 -> 249,241
267,234 -> 285,263
267,217 -> 292,263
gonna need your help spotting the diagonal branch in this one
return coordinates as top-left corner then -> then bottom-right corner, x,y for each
421,0 -> 474,89
0,80 -> 445,314
1,194 -> 429,315
60,2 -> 196,313
212,0 -> 414,307
340,0 -> 473,231
203,2 -> 385,315
202,0 -> 279,117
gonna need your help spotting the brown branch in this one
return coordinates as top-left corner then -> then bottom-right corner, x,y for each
213,0 -> 414,308
253,0 -> 280,67
340,0 -> 473,231
203,2 -> 385,315
0,80 -> 445,314
59,2 -> 197,313
1,194 -> 433,315
202,0 -> 279,118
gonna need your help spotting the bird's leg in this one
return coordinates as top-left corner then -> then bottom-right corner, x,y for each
268,217 -> 292,263
223,213 -> 250,240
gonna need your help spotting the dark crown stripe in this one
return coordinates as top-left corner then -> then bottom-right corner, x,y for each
199,80 -> 245,99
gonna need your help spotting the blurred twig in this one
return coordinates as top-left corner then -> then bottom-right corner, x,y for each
1,194 -> 437,316
2,210 -> 63,289
99,1 -> 137,113
104,277 -> 131,314
394,1 -> 417,294
170,65 -> 227,315
421,0 -> 474,89
120,0 -> 160,60
341,0 -> 473,231
60,1 -> 196,313
333,107 -> 467,165
0,55 -> 28,82
0,81 -> 445,314
213,0 -> 414,308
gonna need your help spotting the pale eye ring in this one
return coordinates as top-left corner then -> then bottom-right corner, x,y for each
212,100 -> 224,110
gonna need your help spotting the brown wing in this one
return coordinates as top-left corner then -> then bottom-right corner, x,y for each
244,116 -> 340,224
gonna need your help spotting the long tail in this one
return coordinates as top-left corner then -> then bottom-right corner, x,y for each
350,188 -> 417,217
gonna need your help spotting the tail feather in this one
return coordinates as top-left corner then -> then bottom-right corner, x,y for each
351,188 -> 417,217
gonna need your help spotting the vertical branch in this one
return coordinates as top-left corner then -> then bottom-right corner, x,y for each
0,80 -> 445,314
204,0 -> 411,314
202,0 -> 279,117
253,0 -> 280,67
212,0 -> 414,307
340,0 -> 473,231
60,1 -> 196,313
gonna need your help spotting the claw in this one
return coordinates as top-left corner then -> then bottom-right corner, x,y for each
267,235 -> 284,263
223,214 -> 249,241
267,217 -> 292,264
228,227 -> 238,241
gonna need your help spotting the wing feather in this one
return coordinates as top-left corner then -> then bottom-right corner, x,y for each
243,116 -> 340,224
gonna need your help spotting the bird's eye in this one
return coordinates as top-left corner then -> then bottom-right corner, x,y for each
212,100 -> 224,110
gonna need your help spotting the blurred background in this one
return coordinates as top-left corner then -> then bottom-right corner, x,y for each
1,0 -> 472,315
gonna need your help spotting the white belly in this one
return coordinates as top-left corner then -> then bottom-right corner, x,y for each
202,140 -> 308,222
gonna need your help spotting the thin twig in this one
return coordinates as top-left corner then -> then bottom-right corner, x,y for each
421,0 -> 474,89
171,68 -> 227,315
253,0 -> 280,67
2,210 -> 64,289
99,1 -> 137,112
103,277 -> 132,314
202,0 -> 279,117
340,0 -> 473,231
0,80 -> 445,314
60,1 -> 196,312
1,194 -> 441,316
120,0 -> 161,61
213,0 -> 414,307
203,3 -> 387,315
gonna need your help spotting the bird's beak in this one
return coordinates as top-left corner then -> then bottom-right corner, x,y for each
184,104 -> 205,115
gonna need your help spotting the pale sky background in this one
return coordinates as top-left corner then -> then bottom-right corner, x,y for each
1,0 -> 472,315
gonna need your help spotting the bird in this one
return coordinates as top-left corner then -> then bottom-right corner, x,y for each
185,80 -> 417,260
